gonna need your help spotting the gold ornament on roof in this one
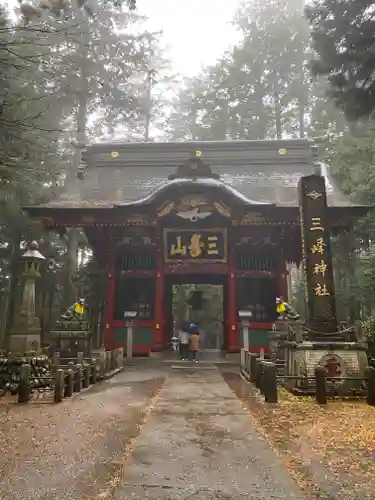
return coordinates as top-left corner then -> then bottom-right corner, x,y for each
111,151 -> 119,158
278,148 -> 287,156
306,190 -> 323,200
188,150 -> 202,159
214,202 -> 231,218
179,195 -> 207,209
157,201 -> 175,218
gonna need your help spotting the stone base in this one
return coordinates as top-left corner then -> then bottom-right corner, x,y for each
54,320 -> 90,331
51,327 -> 92,357
9,332 -> 41,353
284,340 -> 368,394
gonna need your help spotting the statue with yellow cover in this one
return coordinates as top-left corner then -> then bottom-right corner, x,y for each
276,297 -> 300,321
60,297 -> 86,321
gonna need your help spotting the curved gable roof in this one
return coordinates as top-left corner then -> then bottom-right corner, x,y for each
113,177 -> 274,208
24,139 -> 366,210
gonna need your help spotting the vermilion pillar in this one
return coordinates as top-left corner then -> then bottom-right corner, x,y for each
103,247 -> 115,349
153,248 -> 164,351
227,246 -> 238,353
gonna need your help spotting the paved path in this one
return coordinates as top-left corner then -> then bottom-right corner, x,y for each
0,367 -> 167,500
116,366 -> 305,500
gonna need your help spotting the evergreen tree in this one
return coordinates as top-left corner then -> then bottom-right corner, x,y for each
0,0 -> 167,341
168,0 -> 316,141
306,0 -> 375,120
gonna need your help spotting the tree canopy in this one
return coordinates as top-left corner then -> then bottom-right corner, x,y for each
306,0 -> 375,120
0,0 -> 168,344
167,0 -> 345,142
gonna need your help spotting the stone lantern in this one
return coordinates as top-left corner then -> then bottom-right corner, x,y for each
9,241 -> 46,353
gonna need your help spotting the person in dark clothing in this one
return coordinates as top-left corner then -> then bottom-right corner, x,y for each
178,322 -> 189,360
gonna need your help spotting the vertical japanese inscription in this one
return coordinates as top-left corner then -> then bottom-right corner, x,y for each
298,175 -> 337,333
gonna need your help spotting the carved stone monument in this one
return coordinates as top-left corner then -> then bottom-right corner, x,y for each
9,241 -> 46,352
283,174 -> 368,394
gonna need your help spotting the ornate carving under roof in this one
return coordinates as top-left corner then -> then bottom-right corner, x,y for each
167,151 -> 220,180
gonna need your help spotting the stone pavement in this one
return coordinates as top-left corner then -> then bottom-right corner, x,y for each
116,366 -> 305,500
0,364 -> 306,500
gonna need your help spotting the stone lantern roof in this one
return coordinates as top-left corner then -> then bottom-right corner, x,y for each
22,241 -> 46,261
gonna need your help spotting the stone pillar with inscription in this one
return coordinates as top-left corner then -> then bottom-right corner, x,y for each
283,173 -> 368,395
299,174 -> 338,336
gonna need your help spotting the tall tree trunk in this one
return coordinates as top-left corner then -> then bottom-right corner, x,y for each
2,237 -> 22,349
61,228 -> 79,310
273,72 -> 282,139
256,90 -> 267,139
144,69 -> 154,141
298,66 -> 307,138
62,11 -> 88,310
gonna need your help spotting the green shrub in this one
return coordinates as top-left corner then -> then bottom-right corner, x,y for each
363,315 -> 375,367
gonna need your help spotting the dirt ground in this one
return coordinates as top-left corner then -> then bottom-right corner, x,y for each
0,367 -> 167,500
226,373 -> 375,500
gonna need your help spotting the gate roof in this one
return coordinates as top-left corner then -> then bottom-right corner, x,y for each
25,139 -> 366,212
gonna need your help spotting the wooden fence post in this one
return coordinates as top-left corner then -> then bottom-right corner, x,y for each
255,358 -> 262,389
264,362 -> 278,403
106,351 -> 111,373
259,361 -> 267,395
98,348 -> 106,378
246,351 -> 251,377
315,366 -> 327,405
99,358 -> 105,379
240,349 -> 245,372
65,369 -> 74,397
54,369 -> 64,403
90,359 -> 97,384
52,352 -> 60,373
83,366 -> 90,389
18,364 -> 30,403
250,354 -> 257,383
74,364 -> 82,392
365,367 -> 375,406
111,349 -> 116,370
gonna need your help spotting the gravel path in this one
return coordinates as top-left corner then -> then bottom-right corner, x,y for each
0,368 -> 166,500
116,366 -> 306,500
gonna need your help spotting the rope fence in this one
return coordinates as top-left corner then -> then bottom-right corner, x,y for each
0,348 -> 124,404
240,348 -> 375,406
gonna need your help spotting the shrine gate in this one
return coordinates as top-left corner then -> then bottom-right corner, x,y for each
25,140 -> 368,355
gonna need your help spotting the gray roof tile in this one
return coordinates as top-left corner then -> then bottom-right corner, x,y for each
30,140 -> 357,209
